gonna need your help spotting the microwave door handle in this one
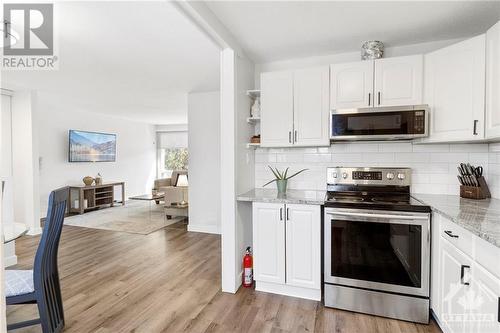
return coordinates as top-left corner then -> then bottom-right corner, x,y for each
326,211 -> 429,220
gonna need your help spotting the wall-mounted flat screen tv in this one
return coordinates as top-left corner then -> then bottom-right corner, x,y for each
69,130 -> 116,162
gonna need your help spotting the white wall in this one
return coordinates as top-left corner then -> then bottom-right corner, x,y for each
37,96 -> 157,215
187,91 -> 221,234
220,49 -> 256,293
235,54 -> 256,288
255,142 -> 493,196
1,93 -> 17,266
254,38 -> 464,87
11,91 -> 41,235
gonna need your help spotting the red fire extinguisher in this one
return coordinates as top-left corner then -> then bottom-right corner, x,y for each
243,246 -> 253,288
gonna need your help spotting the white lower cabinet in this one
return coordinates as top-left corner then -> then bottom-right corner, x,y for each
252,202 -> 321,300
252,202 -> 285,284
432,213 -> 500,333
470,264 -> 500,333
439,238 -> 473,333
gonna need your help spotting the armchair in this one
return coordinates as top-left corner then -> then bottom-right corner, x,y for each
153,171 -> 188,205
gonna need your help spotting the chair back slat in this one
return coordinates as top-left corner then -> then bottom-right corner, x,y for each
33,187 -> 68,332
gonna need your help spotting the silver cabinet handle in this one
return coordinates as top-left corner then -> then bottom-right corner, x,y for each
280,207 -> 283,221
288,131 -> 291,143
326,211 -> 429,220
460,265 -> 471,285
286,208 -> 290,221
378,91 -> 381,105
473,120 -> 478,135
368,93 -> 371,106
294,130 -> 297,143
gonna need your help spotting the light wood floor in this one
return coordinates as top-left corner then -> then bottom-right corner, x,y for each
7,222 -> 442,333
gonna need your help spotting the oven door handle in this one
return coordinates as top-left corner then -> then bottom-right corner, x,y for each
325,211 -> 429,220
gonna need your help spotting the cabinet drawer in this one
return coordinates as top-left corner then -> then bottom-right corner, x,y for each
439,215 -> 474,256
474,235 -> 500,279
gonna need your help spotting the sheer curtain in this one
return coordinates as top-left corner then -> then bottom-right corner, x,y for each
157,131 -> 188,179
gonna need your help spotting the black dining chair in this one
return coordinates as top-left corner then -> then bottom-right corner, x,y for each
5,187 -> 68,332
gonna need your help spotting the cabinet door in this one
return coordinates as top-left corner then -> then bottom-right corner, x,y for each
330,61 -> 374,109
374,55 -> 423,107
424,34 -> 486,142
252,202 -> 285,284
486,21 -> 500,139
431,213 -> 442,317
439,238 -> 473,333
285,204 -> 320,289
293,67 -> 330,147
261,71 -> 294,147
470,264 -> 500,333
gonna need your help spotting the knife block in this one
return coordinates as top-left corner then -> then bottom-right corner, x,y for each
460,176 -> 491,200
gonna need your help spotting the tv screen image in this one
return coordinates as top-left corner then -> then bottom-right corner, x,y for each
69,130 -> 116,162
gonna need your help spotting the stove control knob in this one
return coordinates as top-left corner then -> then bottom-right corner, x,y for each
331,172 -> 338,179
397,173 -> 406,180
342,172 -> 348,179
386,172 -> 395,180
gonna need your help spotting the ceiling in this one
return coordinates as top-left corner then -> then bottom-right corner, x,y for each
1,1 -> 220,124
206,1 -> 500,63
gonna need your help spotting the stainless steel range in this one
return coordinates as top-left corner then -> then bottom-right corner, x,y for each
323,167 -> 431,324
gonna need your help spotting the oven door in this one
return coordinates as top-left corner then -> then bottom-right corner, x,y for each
330,107 -> 428,140
324,208 -> 430,297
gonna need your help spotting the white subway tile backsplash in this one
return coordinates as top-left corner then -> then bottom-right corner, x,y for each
489,143 -> 500,152
412,144 -> 450,153
347,142 -> 379,152
429,152 -> 468,164
255,142 -> 497,197
276,153 -> 303,163
329,144 -> 350,153
378,142 -> 413,152
468,153 -> 489,164
450,143 -> 489,152
255,153 -> 276,163
303,153 -> 331,163
331,153 -> 363,163
363,153 -> 395,163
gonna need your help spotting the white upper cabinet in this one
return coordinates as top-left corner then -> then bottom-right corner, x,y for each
261,71 -> 294,147
330,56 -> 423,110
424,34 -> 486,142
486,21 -> 500,139
293,67 -> 330,147
285,204 -> 321,290
330,60 -> 374,109
261,67 -> 330,147
374,55 -> 423,107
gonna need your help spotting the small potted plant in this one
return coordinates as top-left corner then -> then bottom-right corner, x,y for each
263,166 -> 308,194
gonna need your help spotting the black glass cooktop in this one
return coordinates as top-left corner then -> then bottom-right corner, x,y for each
325,191 -> 431,213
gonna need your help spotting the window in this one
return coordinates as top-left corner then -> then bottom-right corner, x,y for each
157,131 -> 188,179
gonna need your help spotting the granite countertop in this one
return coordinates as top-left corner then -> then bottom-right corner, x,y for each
237,188 -> 326,205
412,194 -> 500,248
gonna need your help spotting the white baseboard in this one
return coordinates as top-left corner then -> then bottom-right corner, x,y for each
256,281 -> 321,301
187,224 -> 220,235
4,255 -> 18,267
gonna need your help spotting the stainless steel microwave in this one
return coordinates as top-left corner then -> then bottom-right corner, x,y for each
330,105 -> 429,141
